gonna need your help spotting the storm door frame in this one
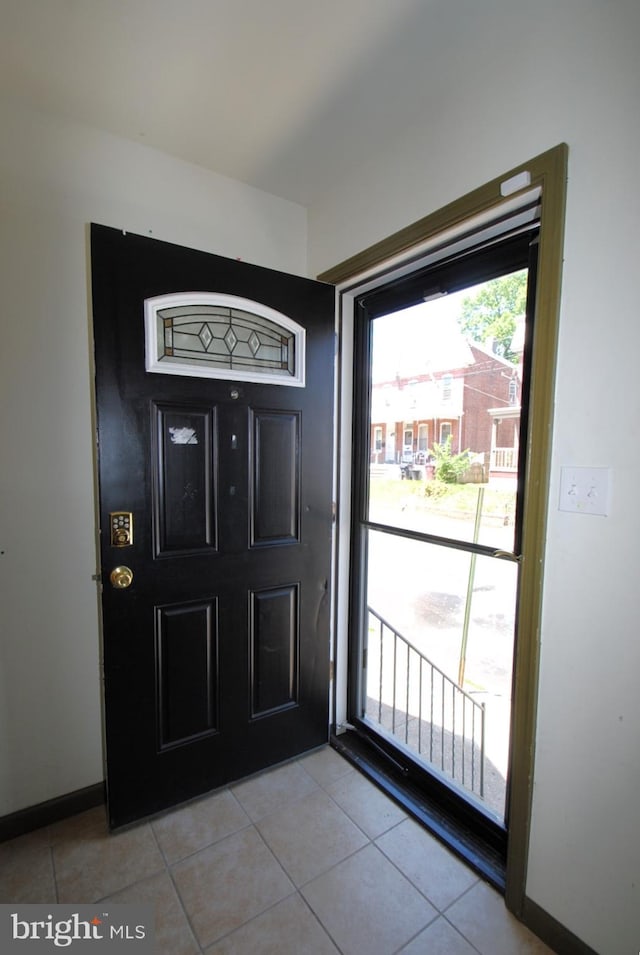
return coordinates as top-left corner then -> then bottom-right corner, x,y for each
320,144 -> 567,915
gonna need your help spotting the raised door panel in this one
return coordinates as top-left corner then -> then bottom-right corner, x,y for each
249,410 -> 300,546
155,599 -> 219,749
249,585 -> 299,718
151,403 -> 218,556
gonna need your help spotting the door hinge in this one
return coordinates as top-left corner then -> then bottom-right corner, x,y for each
329,660 -> 334,682
331,501 -> 337,524
362,647 -> 367,670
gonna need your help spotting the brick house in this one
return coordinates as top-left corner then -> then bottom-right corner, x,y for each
370,331 -> 521,479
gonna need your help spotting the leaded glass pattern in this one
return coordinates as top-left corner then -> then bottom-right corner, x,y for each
145,293 -> 305,387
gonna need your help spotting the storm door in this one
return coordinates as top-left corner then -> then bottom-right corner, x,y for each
349,229 -> 539,859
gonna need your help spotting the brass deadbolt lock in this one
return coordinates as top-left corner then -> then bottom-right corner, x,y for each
110,566 -> 134,589
110,512 -> 133,547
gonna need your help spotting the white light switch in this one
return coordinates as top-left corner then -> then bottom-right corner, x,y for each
559,467 -> 610,516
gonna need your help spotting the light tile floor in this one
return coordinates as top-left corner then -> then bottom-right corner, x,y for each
0,746 -> 554,954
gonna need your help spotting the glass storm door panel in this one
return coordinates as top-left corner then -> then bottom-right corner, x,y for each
351,229 -> 537,836
91,224 -> 334,829
364,529 -> 517,820
366,281 -> 526,550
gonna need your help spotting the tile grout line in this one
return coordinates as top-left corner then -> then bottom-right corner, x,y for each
295,890 -> 346,955
244,773 -> 374,947
230,772 -> 322,827
440,876 -> 484,914
290,751 -> 444,947
296,838 -> 374,893
304,768 -> 356,794
286,819 -> 439,953
198,822 -> 299,953
439,880 -> 488,955
317,781 -> 380,843
152,819 -> 255,869
275,758 -> 359,954
146,815 -> 205,954
318,784 -> 410,844
371,833 -> 447,916
202,889 -> 347,955
164,818 -> 301,952
179,754 -> 354,952
249,821 -> 302,897
299,752 -> 409,841
269,764 -> 378,889
439,912 -> 485,955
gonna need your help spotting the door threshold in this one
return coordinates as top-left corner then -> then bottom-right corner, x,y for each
330,729 -> 506,892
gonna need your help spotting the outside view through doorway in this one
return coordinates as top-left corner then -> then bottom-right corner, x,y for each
363,269 -> 527,822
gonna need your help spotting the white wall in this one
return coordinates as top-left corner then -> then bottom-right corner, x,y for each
0,100 -> 308,817
2,2 -> 639,948
308,2 -> 640,952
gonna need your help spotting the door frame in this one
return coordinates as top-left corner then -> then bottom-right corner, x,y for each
320,144 -> 567,914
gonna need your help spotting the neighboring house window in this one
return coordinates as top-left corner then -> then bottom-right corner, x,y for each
441,374 -> 452,401
374,426 -> 383,451
509,378 -> 518,405
440,422 -> 452,444
418,423 -> 428,452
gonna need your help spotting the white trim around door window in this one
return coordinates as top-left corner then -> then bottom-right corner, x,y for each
145,292 -> 306,387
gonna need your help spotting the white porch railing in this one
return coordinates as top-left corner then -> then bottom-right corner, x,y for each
492,447 -> 518,470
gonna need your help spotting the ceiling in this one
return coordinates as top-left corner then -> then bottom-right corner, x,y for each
0,0 -> 523,206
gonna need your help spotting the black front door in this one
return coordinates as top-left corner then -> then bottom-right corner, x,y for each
91,225 -> 334,828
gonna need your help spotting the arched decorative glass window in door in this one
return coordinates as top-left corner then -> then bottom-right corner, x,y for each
144,292 -> 306,387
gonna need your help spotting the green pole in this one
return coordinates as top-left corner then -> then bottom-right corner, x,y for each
458,486 -> 484,687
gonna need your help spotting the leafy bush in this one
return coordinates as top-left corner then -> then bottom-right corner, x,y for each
431,436 -> 471,484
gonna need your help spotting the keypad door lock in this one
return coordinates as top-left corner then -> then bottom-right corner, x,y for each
110,512 -> 133,547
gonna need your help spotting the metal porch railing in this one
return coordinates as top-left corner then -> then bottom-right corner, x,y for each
365,606 -> 485,799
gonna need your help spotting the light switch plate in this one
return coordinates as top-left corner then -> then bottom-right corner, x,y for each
559,467 -> 610,516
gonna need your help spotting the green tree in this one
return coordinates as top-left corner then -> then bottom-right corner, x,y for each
458,269 -> 527,361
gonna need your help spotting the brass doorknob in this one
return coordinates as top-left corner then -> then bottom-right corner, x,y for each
110,566 -> 134,589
